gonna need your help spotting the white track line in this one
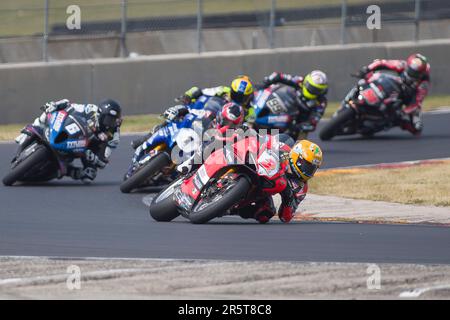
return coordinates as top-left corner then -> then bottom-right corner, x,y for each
399,284 -> 450,298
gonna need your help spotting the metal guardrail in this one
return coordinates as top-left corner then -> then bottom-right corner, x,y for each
2,0 -> 450,61
49,1 -> 450,34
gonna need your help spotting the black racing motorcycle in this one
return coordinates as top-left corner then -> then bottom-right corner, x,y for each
319,72 -> 405,140
250,84 -> 310,139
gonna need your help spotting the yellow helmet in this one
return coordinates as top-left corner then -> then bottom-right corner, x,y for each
230,75 -> 254,108
302,70 -> 328,100
289,140 -> 323,181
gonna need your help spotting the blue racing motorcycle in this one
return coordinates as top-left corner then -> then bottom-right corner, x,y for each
120,95 -> 224,193
3,109 -> 93,186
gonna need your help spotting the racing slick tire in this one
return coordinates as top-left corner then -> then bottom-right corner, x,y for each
120,152 -> 171,193
319,107 -> 355,141
189,176 -> 251,224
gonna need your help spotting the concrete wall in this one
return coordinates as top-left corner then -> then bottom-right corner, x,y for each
1,39 -> 450,124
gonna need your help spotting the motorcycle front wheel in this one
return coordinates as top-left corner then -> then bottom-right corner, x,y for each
2,144 -> 51,186
319,107 -> 356,141
120,152 -> 171,193
189,175 -> 250,224
149,177 -> 184,222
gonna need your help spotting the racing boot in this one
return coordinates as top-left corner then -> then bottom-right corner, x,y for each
400,109 -> 423,136
234,198 -> 276,224
411,110 -> 424,134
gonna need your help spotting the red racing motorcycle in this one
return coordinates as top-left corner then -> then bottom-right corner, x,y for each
319,71 -> 405,140
149,134 -> 288,224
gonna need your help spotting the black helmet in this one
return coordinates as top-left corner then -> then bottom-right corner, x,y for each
98,99 -> 122,132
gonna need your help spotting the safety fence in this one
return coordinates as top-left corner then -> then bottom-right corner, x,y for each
0,0 -> 448,62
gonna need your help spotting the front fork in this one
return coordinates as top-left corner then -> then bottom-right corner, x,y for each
13,125 -> 43,162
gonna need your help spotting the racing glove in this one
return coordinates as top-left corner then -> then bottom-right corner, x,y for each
176,86 -> 202,105
263,72 -> 282,87
357,66 -> 370,78
33,99 -> 71,129
41,99 -> 70,114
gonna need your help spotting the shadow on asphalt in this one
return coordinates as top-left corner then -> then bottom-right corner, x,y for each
153,218 -> 335,226
125,186 -> 168,194
2,181 -> 120,187
326,134 -> 416,142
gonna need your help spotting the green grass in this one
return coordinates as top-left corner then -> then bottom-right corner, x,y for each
310,161 -> 450,206
0,95 -> 450,141
0,0 -> 376,37
2,94 -> 449,141
121,113 -> 162,133
0,124 -> 27,141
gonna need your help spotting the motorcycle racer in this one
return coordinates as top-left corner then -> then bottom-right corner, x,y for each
175,102 -> 246,174
357,53 -> 430,135
176,75 -> 254,114
14,99 -> 122,183
257,71 -> 329,137
131,76 -> 253,150
233,138 -> 323,224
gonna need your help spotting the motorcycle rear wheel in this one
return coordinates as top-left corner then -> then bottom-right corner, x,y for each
189,176 -> 250,224
2,145 -> 51,186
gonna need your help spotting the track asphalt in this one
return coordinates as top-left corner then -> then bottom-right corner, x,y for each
1,112 -> 449,264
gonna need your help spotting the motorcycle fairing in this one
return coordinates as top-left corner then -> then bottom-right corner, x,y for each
47,110 -> 88,155
253,86 -> 297,129
178,135 -> 287,206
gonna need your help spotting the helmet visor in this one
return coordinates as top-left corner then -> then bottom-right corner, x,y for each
296,157 -> 318,178
406,67 -> 421,80
102,114 -> 122,130
218,114 -> 236,129
304,81 -> 326,97
231,91 -> 252,107
218,117 -> 232,128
